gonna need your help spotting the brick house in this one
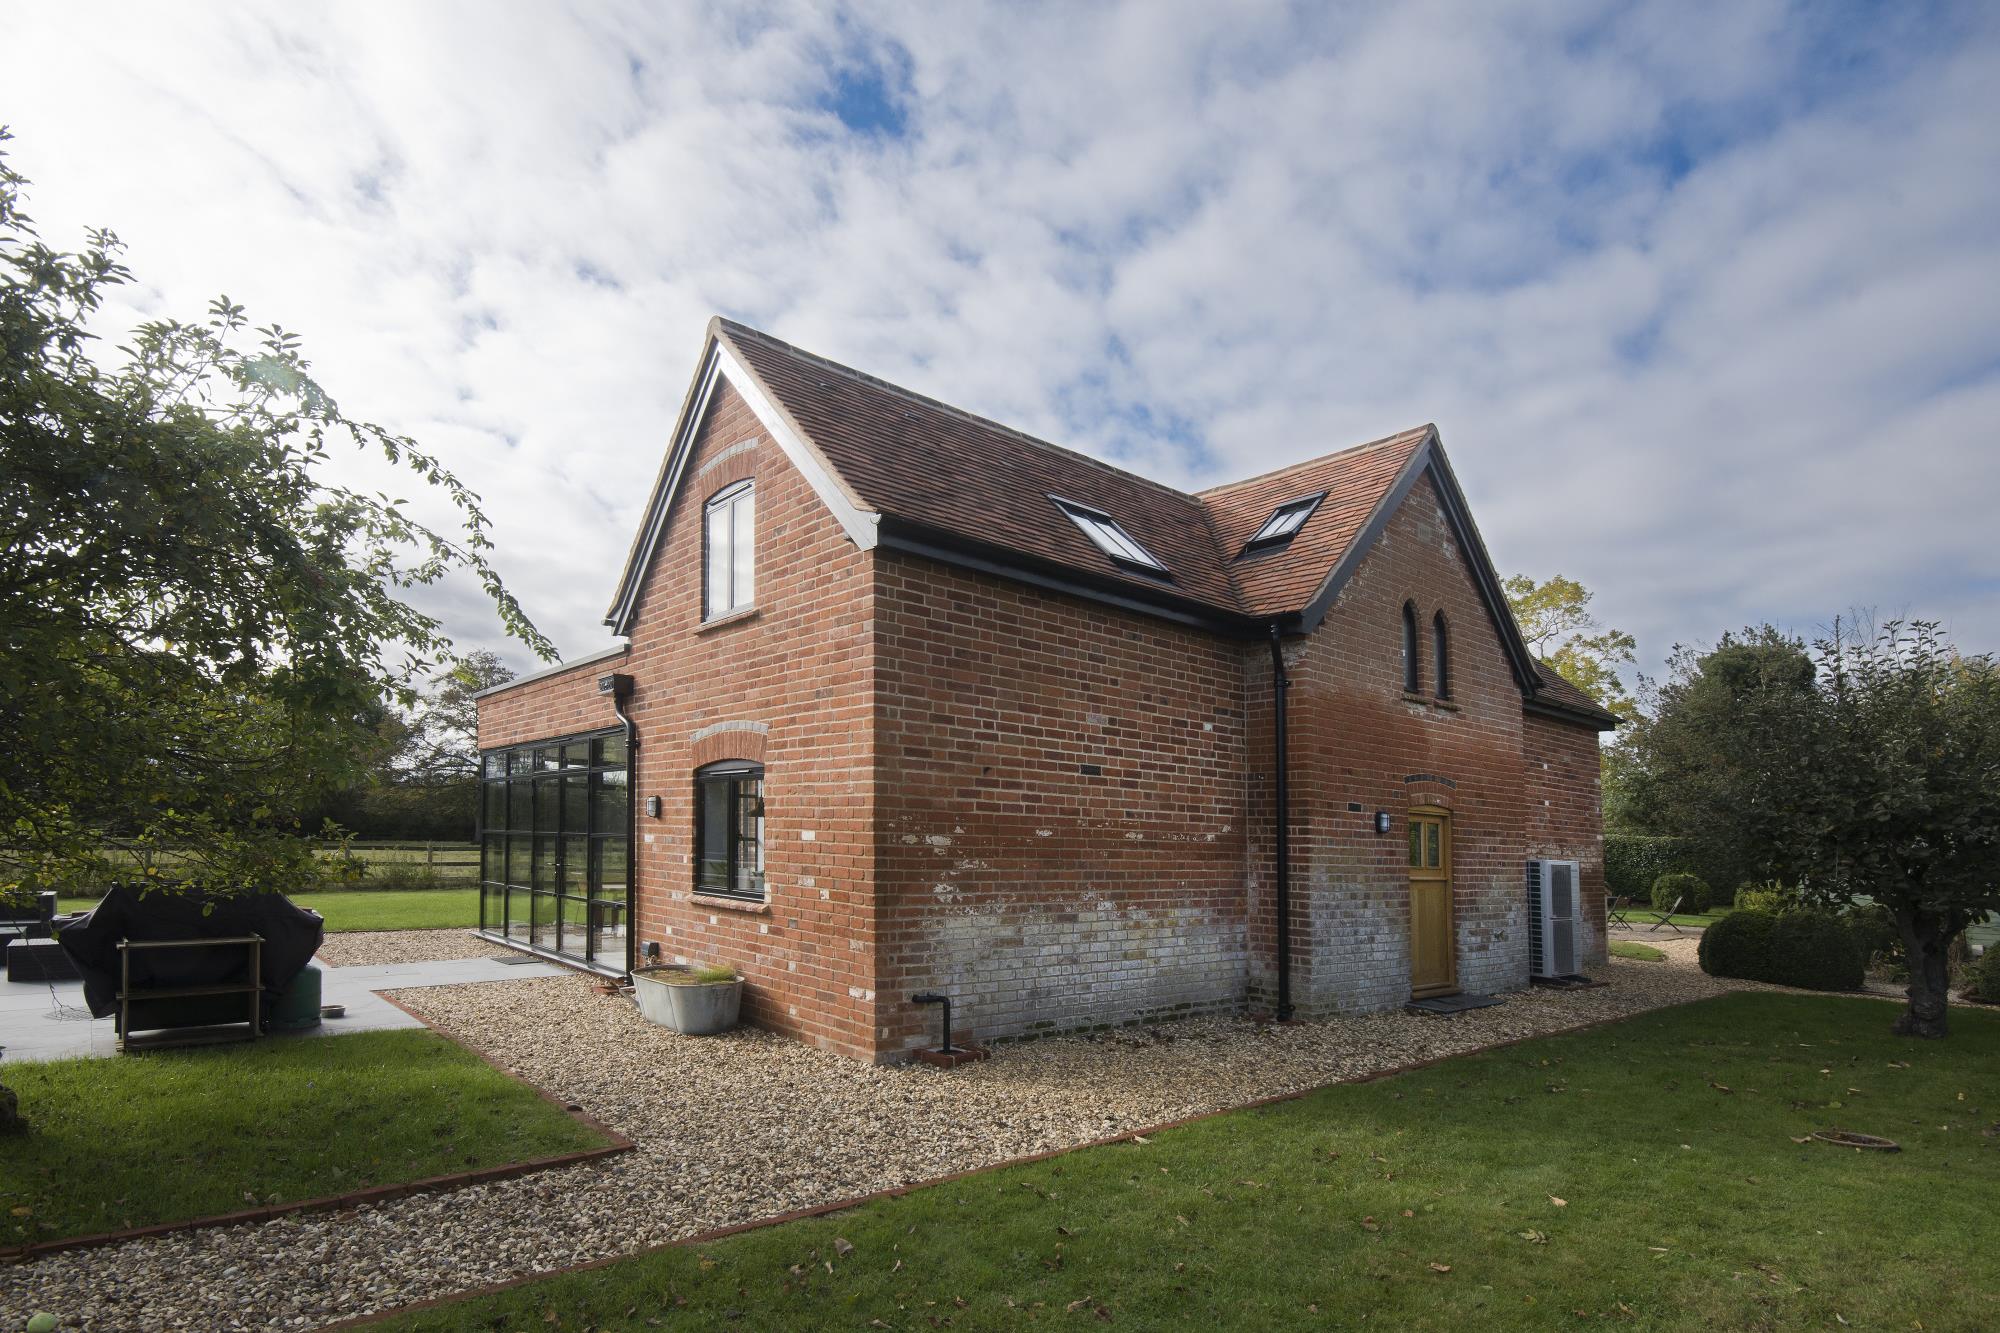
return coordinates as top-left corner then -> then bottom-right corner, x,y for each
474,318 -> 1618,1061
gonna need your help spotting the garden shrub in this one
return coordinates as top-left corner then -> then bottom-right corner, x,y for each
1650,871 -> 1709,913
1734,882 -> 1787,914
1844,903 -> 1901,968
1767,910 -> 1866,991
1973,945 -> 2000,1002
1699,908 -> 1777,981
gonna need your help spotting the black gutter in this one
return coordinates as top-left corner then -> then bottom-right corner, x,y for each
1268,622 -> 1294,1022
604,673 -> 641,977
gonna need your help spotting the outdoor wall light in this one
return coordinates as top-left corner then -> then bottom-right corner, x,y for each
646,795 -> 662,819
1375,810 -> 1392,835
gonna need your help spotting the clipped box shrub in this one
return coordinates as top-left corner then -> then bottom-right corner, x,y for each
1651,871 -> 1709,913
1973,945 -> 2000,1003
1699,908 -> 1777,981
1768,910 -> 1866,991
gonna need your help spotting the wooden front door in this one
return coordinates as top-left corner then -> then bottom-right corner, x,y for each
1408,809 -> 1456,998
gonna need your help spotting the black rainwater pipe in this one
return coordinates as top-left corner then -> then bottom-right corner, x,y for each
911,992 -> 957,1053
1268,623 -> 1294,1022
600,672 -> 640,977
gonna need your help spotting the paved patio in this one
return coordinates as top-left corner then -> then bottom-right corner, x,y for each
0,952 -> 563,1063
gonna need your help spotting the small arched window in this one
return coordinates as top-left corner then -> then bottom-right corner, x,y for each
1432,612 -> 1451,700
1401,601 -> 1420,693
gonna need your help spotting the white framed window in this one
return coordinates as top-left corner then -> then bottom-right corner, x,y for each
1241,491 -> 1326,555
703,481 -> 755,619
1050,496 -> 1170,575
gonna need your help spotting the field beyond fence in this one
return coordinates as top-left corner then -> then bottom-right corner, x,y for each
48,841 -> 482,893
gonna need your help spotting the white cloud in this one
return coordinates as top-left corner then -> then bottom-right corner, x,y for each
4,0 -> 1997,687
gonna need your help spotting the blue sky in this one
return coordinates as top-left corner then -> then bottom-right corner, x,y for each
4,0 -> 1997,689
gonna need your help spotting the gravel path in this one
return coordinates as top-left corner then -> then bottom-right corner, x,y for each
2,958 -> 1751,1331
313,930 -> 511,967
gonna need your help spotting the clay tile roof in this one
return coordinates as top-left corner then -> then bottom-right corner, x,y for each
718,321 -> 1247,612
1195,427 -> 1432,618
1530,661 -> 1624,726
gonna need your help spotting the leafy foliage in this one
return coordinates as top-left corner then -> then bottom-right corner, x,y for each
1699,908 -> 1778,982
1974,945 -> 2000,1003
0,132 -> 550,895
1502,572 -> 1639,719
1634,619 -> 2000,1034
1604,834 -> 1696,902
1733,883 -> 1790,914
1649,871 -> 1710,913
1767,910 -> 1866,991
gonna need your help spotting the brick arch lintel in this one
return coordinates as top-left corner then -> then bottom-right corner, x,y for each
691,721 -> 769,767
1402,772 -> 1458,811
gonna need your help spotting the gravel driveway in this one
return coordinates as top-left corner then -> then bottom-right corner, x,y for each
2,956 -> 1751,1331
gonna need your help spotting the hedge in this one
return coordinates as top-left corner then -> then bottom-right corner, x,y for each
1604,835 -> 1695,902
1650,871 -> 1710,913
1974,945 -> 2000,1003
1698,907 -> 1865,990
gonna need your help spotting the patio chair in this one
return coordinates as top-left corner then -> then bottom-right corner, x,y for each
1607,896 -> 1635,929
1642,896 -> 1687,936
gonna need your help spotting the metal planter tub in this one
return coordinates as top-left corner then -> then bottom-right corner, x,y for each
630,966 -> 743,1035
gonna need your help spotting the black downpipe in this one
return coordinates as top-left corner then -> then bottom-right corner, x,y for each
608,677 -> 640,978
911,991 -> 956,1052
1268,623 -> 1294,1022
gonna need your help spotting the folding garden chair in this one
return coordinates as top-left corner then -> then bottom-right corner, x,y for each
1606,896 -> 1635,929
1643,896 -> 1687,936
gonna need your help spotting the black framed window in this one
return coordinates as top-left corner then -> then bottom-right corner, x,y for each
1239,491 -> 1326,556
477,728 -> 630,968
703,480 -> 755,619
695,761 -> 765,901
1401,601 -> 1421,693
1432,611 -> 1451,700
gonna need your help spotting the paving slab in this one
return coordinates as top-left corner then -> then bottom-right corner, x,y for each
0,952 -> 564,1064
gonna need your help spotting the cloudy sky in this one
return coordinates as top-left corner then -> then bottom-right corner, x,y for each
6,0 -> 1997,688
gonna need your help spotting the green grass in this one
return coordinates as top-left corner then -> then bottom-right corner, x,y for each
55,887 -> 479,932
0,1029 -> 610,1246
1609,940 -> 1667,961
376,993 -> 2000,1332
1616,909 -> 1730,929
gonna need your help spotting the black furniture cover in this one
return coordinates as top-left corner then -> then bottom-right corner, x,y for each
56,885 -> 325,1020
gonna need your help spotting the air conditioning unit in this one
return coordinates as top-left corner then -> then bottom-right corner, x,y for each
1527,858 -> 1582,979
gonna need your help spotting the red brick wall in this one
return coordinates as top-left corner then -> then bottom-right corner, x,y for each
479,378 -> 881,1059
481,407 -> 1608,1057
1275,474 -> 1537,1010
870,552 -> 1249,1056
1524,711 -> 1609,965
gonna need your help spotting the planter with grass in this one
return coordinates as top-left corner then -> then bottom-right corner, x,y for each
631,964 -> 743,1035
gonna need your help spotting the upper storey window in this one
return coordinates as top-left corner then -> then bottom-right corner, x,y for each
1240,491 -> 1326,556
1401,601 -> 1421,693
703,481 -> 755,619
1051,496 -> 1170,576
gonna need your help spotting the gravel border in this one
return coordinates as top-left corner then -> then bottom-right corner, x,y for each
313,930 -> 511,967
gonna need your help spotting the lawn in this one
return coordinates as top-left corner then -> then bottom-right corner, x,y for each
377,993 -> 2000,1332
1609,940 -> 1666,961
56,887 -> 479,933
0,1029 -> 610,1247
1614,908 -> 1731,930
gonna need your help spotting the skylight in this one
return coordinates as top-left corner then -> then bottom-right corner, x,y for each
1051,496 -> 1170,575
1241,491 -> 1327,555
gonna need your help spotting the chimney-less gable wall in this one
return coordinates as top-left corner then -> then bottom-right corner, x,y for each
1276,474 -> 1536,1011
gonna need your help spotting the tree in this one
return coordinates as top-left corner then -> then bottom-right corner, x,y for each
389,650 -> 515,785
0,131 -> 552,898
1503,573 -> 1639,719
1781,622 -> 2000,1038
1618,619 -> 2000,1038
1613,626 -> 1819,885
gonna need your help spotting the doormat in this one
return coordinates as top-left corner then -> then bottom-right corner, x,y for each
1404,992 -> 1502,1016
1530,974 -> 1606,990
494,954 -> 546,965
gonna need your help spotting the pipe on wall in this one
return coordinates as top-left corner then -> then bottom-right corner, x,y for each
1268,622 -> 1294,1022
605,674 -> 640,978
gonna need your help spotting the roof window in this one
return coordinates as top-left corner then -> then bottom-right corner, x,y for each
1240,492 -> 1326,556
1050,496 -> 1170,576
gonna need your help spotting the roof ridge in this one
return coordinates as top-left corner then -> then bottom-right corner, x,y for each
1195,425 -> 1433,498
714,318 -> 1209,509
